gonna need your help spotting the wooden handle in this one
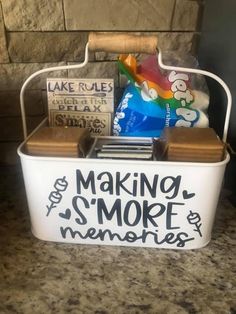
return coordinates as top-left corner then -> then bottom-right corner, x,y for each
88,32 -> 158,54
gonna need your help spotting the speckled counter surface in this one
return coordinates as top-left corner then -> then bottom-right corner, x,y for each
0,166 -> 235,314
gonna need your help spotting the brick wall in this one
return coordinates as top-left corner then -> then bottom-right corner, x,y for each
0,0 -> 204,165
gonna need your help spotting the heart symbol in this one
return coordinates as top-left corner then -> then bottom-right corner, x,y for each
183,190 -> 195,199
59,208 -> 71,220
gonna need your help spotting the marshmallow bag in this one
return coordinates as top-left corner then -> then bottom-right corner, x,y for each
113,53 -> 210,137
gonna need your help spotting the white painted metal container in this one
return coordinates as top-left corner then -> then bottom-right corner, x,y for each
17,35 -> 232,249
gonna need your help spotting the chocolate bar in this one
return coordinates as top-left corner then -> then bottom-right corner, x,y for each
96,150 -> 153,160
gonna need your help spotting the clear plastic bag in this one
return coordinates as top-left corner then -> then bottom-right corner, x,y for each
113,53 -> 210,137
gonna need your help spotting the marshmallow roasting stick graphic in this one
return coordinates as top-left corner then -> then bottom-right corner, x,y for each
46,176 -> 68,217
187,210 -> 202,237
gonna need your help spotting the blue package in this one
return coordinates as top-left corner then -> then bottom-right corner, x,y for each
113,84 -> 201,137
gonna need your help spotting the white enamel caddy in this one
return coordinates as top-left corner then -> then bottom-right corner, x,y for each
17,33 -> 232,250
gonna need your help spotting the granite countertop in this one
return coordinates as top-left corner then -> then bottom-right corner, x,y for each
0,166 -> 235,314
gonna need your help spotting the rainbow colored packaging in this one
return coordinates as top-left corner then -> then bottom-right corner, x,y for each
113,54 -> 209,137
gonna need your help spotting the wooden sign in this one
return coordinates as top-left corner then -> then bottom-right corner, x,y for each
47,78 -> 114,135
50,110 -> 112,136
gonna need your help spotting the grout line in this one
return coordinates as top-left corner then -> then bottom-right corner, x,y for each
3,30 -> 200,34
61,0 -> 67,31
0,1 -> 11,62
170,0 -> 177,30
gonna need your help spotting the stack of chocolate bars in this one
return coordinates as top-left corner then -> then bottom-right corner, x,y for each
95,141 -> 153,160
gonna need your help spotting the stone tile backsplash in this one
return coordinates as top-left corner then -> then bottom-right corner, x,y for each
0,0 -> 203,164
